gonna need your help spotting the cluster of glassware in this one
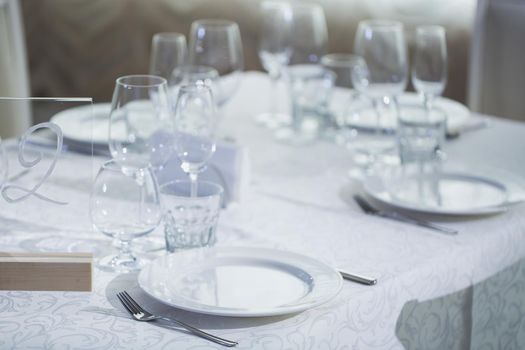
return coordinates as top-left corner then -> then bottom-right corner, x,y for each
90,20 -> 244,273
254,1 -> 448,174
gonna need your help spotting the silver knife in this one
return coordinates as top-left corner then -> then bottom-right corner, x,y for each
339,270 -> 377,285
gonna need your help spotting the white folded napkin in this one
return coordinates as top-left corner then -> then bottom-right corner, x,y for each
155,140 -> 250,205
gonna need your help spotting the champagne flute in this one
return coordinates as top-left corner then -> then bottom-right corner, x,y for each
149,32 -> 187,81
256,1 -> 293,127
188,20 -> 244,106
90,160 -> 161,272
412,25 -> 447,112
173,83 -> 216,196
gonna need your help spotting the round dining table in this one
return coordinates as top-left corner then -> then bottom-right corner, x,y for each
1,72 -> 525,349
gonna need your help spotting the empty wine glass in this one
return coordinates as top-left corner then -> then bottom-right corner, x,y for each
188,20 -> 244,106
149,32 -> 187,81
173,83 -> 216,196
412,25 -> 447,111
289,4 -> 328,65
169,65 -> 219,107
353,20 -> 408,156
90,160 -> 161,272
256,1 -> 293,127
109,75 -> 173,171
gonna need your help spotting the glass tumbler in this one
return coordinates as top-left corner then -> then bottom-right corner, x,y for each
397,105 -> 446,172
160,180 -> 223,252
275,64 -> 335,144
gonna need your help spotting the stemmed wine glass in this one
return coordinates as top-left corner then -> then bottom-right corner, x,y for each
173,83 -> 216,196
256,1 -> 293,127
353,20 -> 408,155
149,32 -> 187,81
109,75 -> 173,171
106,75 -> 172,256
289,3 -> 328,65
412,25 -> 447,112
188,20 -> 244,107
90,160 -> 161,272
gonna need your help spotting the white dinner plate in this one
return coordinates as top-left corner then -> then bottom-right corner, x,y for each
363,170 -> 524,216
330,90 -> 470,134
138,246 -> 343,317
50,103 -> 112,145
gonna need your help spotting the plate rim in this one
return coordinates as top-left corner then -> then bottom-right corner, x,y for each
138,246 -> 343,317
50,102 -> 112,145
363,171 -> 514,216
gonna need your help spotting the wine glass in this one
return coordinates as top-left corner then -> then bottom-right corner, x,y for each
353,20 -> 408,156
188,20 -> 244,106
169,65 -> 219,108
289,4 -> 328,65
90,160 -> 161,272
149,32 -> 187,81
412,25 -> 447,111
173,83 -> 216,196
109,75 -> 173,172
256,1 -> 293,127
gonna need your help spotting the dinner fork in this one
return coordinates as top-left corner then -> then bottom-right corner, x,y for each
116,291 -> 238,347
353,194 -> 458,235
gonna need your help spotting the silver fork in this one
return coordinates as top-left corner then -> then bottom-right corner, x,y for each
117,291 -> 238,347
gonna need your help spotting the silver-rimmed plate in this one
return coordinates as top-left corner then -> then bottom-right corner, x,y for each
363,170 -> 524,216
138,247 -> 342,317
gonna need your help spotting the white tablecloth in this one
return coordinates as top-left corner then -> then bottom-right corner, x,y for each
1,72 -> 525,349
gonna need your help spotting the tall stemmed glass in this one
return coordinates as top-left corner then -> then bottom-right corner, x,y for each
109,75 -> 173,172
353,20 -> 408,154
412,25 -> 447,112
173,83 -> 216,197
256,1 -> 293,127
149,32 -> 187,81
188,20 -> 244,107
289,4 -> 328,65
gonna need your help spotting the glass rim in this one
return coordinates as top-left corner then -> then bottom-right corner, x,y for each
177,82 -> 213,94
358,20 -> 403,30
288,64 -> 336,79
160,179 -> 224,198
398,105 -> 447,123
153,32 -> 186,42
191,19 -> 239,29
172,65 -> 219,75
416,25 -> 446,35
321,53 -> 363,67
116,75 -> 167,88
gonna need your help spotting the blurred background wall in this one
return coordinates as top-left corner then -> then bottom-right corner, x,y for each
20,0 -> 476,103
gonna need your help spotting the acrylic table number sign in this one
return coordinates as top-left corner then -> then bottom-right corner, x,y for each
0,97 -> 100,292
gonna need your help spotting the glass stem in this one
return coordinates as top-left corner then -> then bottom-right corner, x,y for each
189,172 -> 198,197
115,240 -> 135,264
424,94 -> 433,115
269,69 -> 279,117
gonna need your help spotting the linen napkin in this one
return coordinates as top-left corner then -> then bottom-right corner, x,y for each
154,140 -> 250,205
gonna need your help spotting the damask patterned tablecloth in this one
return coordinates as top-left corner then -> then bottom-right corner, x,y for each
1,72 -> 525,349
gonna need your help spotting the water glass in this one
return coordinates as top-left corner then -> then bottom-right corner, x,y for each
161,180 -> 223,251
397,105 -> 446,167
149,32 -> 187,81
321,53 -> 363,88
275,65 -> 335,144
